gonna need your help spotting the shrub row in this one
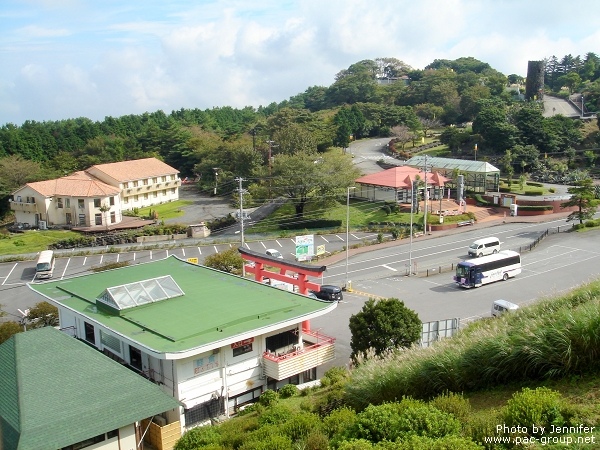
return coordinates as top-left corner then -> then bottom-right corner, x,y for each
516,205 -> 553,211
279,219 -> 342,230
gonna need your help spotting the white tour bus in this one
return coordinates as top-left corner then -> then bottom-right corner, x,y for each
35,250 -> 55,279
454,250 -> 521,288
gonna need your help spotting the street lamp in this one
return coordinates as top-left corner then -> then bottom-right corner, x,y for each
212,168 -> 220,196
345,186 -> 356,290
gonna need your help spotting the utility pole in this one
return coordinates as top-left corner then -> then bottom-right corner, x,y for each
423,155 -> 428,235
265,140 -> 278,199
236,176 -> 247,277
212,167 -> 220,196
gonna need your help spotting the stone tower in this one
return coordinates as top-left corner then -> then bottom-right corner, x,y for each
525,60 -> 545,101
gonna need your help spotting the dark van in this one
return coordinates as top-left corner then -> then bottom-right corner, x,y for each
314,285 -> 343,301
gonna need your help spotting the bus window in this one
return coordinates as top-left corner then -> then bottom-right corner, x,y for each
36,250 -> 55,279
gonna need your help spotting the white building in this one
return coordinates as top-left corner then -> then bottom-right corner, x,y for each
29,256 -> 338,431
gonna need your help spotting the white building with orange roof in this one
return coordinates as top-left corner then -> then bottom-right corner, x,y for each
10,157 -> 180,229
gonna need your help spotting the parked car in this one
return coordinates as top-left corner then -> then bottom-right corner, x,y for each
491,299 -> 519,317
265,249 -> 283,259
312,285 -> 343,301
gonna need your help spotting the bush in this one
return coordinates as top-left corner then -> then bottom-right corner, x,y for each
258,389 -> 279,407
503,387 -> 564,437
279,219 -> 342,230
258,404 -> 294,426
174,426 -> 221,450
523,188 -> 544,196
429,392 -> 472,423
321,367 -> 350,387
281,411 -> 323,441
279,384 -> 299,399
91,261 -> 130,272
516,205 -> 553,211
239,425 -> 292,450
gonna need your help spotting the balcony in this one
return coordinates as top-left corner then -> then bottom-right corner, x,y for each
10,200 -> 38,213
262,330 -> 335,381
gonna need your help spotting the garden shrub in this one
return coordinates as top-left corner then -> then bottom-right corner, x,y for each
258,404 -> 294,426
303,430 -> 330,450
517,205 -> 553,211
344,400 -> 461,443
429,392 -> 472,423
321,367 -> 350,387
279,384 -> 299,398
323,407 -> 357,438
238,425 -> 293,450
337,439 -> 374,450
523,189 -> 544,196
503,387 -> 564,437
375,435 -> 482,449
258,389 -> 279,407
174,425 -> 221,450
281,411 -> 323,442
279,219 -> 342,230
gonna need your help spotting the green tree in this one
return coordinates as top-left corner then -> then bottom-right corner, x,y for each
26,301 -> 59,328
348,298 -> 421,361
203,248 -> 244,275
501,150 -> 515,185
270,151 -> 360,219
0,155 -> 43,193
0,321 -> 23,344
561,178 -> 600,224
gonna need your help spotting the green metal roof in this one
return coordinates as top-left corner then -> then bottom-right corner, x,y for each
0,327 -> 180,450
405,156 -> 500,174
29,256 -> 336,357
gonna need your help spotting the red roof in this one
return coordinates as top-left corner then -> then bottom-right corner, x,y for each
355,166 -> 449,189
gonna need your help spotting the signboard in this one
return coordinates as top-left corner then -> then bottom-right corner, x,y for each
186,257 -> 199,265
316,244 -> 326,256
295,234 -> 314,261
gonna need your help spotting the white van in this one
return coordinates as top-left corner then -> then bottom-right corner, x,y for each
491,299 -> 519,317
468,237 -> 501,257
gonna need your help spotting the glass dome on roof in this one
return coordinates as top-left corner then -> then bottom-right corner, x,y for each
97,275 -> 184,311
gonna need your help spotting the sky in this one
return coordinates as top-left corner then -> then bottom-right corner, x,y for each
1,0 -> 599,126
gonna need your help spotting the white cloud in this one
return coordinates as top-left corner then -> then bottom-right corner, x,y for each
0,0 -> 599,124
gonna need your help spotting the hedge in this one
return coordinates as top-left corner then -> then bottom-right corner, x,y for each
516,205 -> 553,211
279,219 -> 342,230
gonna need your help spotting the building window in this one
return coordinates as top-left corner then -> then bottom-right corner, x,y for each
65,198 -> 71,208
143,178 -> 148,185
123,182 -> 129,189
78,199 -> 84,209
153,191 -> 158,198
61,433 -> 105,450
133,180 -> 139,187
171,174 -> 176,181
78,214 -> 86,225
84,322 -> 95,345
95,214 -> 102,225
171,188 -> 176,194
124,197 -> 129,204
109,197 -> 115,206
162,189 -> 167,196
143,193 -> 148,200
184,397 -> 224,427
93,198 -> 101,208
56,198 -> 63,208
107,429 -> 118,439
161,176 -> 167,182
134,195 -> 139,202
129,345 -> 142,370
265,330 -> 298,353
110,212 -> 116,223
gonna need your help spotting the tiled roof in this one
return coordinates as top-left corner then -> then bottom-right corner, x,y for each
0,327 -> 180,450
24,171 -> 121,198
88,158 -> 179,182
355,166 -> 449,189
29,256 -> 337,356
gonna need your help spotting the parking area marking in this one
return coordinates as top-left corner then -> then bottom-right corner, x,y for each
381,264 -> 397,272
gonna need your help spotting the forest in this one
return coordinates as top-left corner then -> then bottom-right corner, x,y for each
1,53 -> 599,220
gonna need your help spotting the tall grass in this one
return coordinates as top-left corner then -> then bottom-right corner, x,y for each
344,280 -> 600,410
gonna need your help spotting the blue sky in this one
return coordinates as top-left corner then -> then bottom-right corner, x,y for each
1,0 -> 599,125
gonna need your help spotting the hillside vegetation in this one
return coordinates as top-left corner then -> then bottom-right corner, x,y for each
175,279 -> 600,449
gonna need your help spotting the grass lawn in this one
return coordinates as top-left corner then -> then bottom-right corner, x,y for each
246,198 -> 428,235
0,230 -> 82,258
135,200 -> 193,220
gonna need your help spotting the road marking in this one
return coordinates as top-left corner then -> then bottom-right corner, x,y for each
100,254 -> 104,264
275,240 -> 283,248
197,247 -> 202,255
2,263 -> 18,285
381,264 -> 397,271
351,233 -> 360,239
82,257 -> 87,266
182,248 -> 186,257
213,246 -> 219,253
116,254 -> 120,262
320,235 -> 329,243
261,242 -> 267,249
60,259 -> 70,280
133,253 -> 136,261
335,235 -> 345,241
149,251 -> 152,260
348,290 -> 386,300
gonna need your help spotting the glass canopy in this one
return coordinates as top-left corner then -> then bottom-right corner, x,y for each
97,275 -> 184,311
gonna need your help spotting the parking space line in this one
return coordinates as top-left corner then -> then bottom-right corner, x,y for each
61,259 -> 71,280
351,233 -> 360,239
320,235 -> 329,243
261,242 -> 267,249
275,240 -> 283,248
100,255 -> 104,264
2,263 -> 18,285
82,257 -> 87,266
381,264 -> 397,272
335,235 -> 344,241
182,248 -> 186,257
213,245 -> 219,253
149,251 -> 152,260
197,247 -> 202,255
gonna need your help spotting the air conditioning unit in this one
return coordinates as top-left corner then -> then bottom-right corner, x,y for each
153,416 -> 167,427
38,220 -> 47,230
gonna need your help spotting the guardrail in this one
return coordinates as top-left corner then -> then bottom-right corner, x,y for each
411,225 -> 573,278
